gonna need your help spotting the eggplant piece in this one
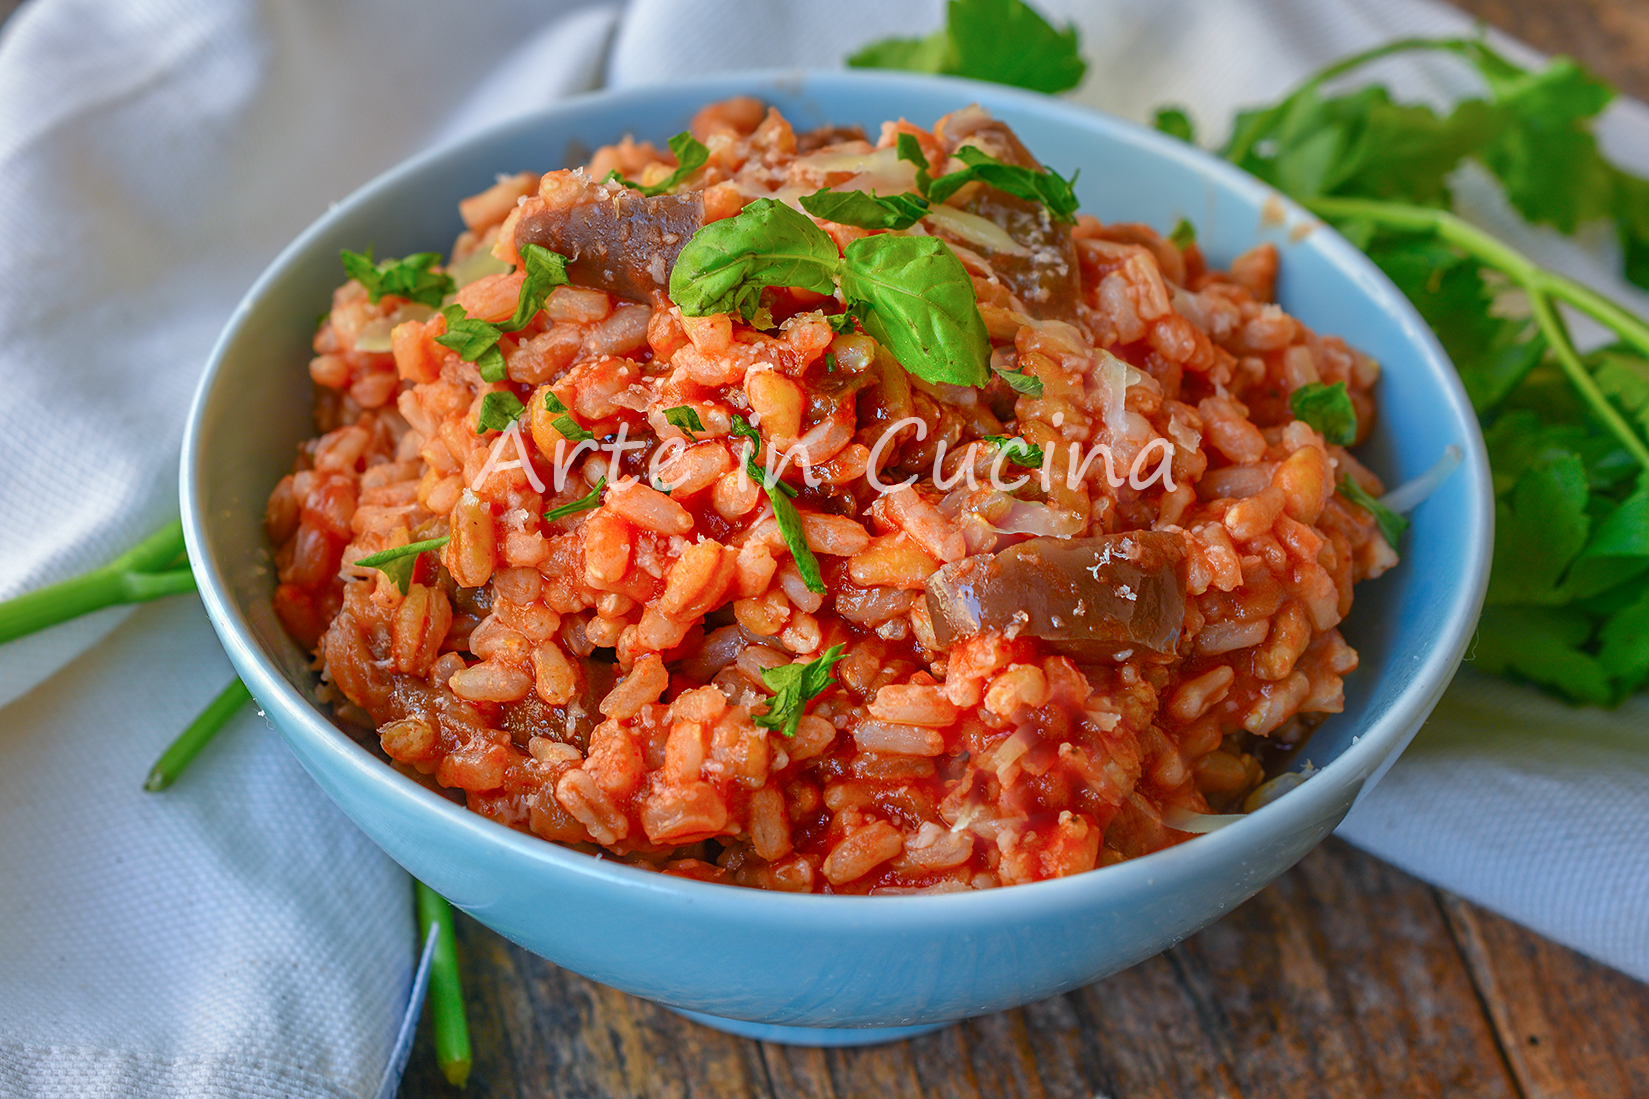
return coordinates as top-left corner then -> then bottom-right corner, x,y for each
932,116 -> 1082,323
924,533 -> 1186,659
515,187 -> 704,304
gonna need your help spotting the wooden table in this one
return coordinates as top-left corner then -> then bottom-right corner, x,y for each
387,2 -> 1649,1095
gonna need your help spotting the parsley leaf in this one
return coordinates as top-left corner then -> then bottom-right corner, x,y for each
543,476 -> 606,522
1154,107 -> 1196,144
994,364 -> 1043,398
1289,380 -> 1358,445
663,405 -> 706,437
475,391 -> 527,434
848,0 -> 1086,95
543,390 -> 594,443
508,243 -> 571,329
353,536 -> 451,595
1168,218 -> 1197,249
1338,475 -> 1407,550
732,413 -> 822,593
1485,451 -> 1590,605
1471,604 -> 1614,705
839,234 -> 990,387
668,197 -> 840,321
608,131 -> 710,197
984,434 -> 1045,469
340,249 -> 454,307
928,145 -> 1080,223
436,306 -> 507,383
799,187 -> 931,231
753,644 -> 847,737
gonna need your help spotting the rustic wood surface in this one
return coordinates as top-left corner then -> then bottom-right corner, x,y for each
393,3 -> 1649,1097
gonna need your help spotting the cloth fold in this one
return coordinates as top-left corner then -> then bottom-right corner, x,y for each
2,0 -> 1646,1095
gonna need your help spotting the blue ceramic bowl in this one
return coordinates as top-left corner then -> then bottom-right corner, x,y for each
181,70 -> 1492,1045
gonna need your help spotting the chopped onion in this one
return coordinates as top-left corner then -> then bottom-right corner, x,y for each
923,204 -> 1030,256
447,247 -> 511,289
352,302 -> 436,353
988,501 -> 1084,537
1162,807 -> 1246,834
1379,444 -> 1463,514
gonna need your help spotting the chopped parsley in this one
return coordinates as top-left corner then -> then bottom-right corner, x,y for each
752,644 -> 847,737
1338,475 -> 1407,550
543,476 -> 606,521
606,131 -> 710,197
731,413 -> 822,594
1289,381 -> 1358,446
847,0 -> 1086,96
475,391 -> 527,434
663,405 -> 706,437
353,536 -> 451,595
984,434 -> 1045,469
339,249 -> 454,307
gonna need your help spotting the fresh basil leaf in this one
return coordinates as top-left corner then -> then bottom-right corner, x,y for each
994,364 -> 1043,397
928,145 -> 1079,223
340,249 -> 454,307
668,197 -> 841,320
839,234 -> 990,387
543,476 -> 606,521
799,188 -> 930,230
1169,218 -> 1196,249
896,132 -> 933,196
984,434 -> 1044,469
752,643 -> 847,737
1338,474 -> 1408,550
1289,380 -> 1358,445
475,391 -> 527,434
1154,107 -> 1196,144
353,535 -> 451,595
507,243 -> 571,330
663,405 -> 706,437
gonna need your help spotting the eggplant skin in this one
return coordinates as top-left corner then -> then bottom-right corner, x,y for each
515,188 -> 705,304
924,533 -> 1187,658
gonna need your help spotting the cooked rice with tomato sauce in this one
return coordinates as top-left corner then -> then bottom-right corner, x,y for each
266,97 -> 1395,893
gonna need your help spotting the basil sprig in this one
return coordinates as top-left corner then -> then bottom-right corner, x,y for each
925,145 -> 1080,223
669,198 -> 988,388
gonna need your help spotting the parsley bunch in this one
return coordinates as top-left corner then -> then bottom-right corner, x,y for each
1153,39 -> 1649,704
848,0 -> 1086,95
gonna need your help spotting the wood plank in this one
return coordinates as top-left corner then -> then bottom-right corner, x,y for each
1449,0 -> 1649,103
399,840 -> 1525,1099
1442,895 -> 1649,1099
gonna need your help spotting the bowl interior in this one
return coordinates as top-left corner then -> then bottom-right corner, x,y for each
180,70 -> 1491,1025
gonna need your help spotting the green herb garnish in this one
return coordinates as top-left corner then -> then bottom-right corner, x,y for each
799,187 -> 931,231
663,405 -> 706,437
847,0 -> 1086,95
1289,381 -> 1358,445
1163,35 -> 1649,704
434,242 -> 570,382
340,249 -> 454,307
354,536 -> 452,595
1168,217 -> 1197,249
1337,475 -> 1407,550
984,434 -> 1045,469
669,197 -> 989,388
543,390 -> 594,442
752,644 -> 847,737
731,413 -> 822,593
543,476 -> 606,522
475,391 -> 527,434
606,132 -> 710,197
927,145 -> 1080,223
1153,108 -> 1196,144
994,364 -> 1044,398
897,133 -> 933,196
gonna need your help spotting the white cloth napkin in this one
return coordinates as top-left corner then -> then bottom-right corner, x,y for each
2,0 -> 1647,1095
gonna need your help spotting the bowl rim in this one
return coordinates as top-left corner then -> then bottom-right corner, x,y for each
180,66 -> 1493,917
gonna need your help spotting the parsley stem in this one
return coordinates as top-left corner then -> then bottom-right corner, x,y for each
0,520 -> 198,646
1305,195 -> 1649,471
143,677 -> 252,792
1527,286 -> 1649,470
415,881 -> 472,1088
